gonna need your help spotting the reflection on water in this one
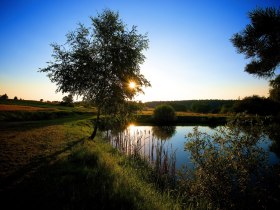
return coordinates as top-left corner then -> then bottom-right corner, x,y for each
104,124 -> 280,170
152,126 -> 176,140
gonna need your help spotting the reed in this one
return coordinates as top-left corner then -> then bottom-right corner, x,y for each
104,126 -> 178,189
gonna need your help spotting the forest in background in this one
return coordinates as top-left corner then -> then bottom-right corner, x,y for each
145,96 -> 280,115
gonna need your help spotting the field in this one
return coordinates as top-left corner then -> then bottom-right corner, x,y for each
0,101 -> 180,209
0,100 -> 96,123
0,102 -> 94,192
0,104 -> 57,111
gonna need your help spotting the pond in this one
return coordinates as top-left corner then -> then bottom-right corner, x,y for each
105,124 -> 280,170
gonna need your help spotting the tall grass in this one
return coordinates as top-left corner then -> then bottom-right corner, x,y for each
105,127 -> 178,190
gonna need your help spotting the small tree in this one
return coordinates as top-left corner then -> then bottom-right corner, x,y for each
40,10 -> 150,139
14,96 -> 18,100
231,7 -> 280,78
153,104 -> 176,124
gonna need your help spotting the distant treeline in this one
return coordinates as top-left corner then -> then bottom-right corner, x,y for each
145,96 -> 280,115
145,100 -> 236,113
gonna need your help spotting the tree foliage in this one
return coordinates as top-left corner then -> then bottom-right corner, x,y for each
0,94 -> 8,100
61,94 -> 74,106
146,100 -> 236,114
232,95 -> 279,115
190,101 -> 212,113
231,7 -> 280,78
40,10 -> 150,139
269,75 -> 280,103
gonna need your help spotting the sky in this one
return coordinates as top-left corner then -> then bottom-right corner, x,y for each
1,0 -> 280,102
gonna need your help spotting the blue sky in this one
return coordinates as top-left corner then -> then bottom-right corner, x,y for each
1,0 -> 280,102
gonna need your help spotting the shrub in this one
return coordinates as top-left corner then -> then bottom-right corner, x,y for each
153,104 -> 176,124
179,116 -> 278,209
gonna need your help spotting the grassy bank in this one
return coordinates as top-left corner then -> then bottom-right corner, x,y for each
0,117 -> 180,210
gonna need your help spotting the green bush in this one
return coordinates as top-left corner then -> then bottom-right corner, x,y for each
153,104 -> 176,124
179,116 -> 279,209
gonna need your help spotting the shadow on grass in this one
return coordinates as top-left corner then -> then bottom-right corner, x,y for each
0,141 -> 143,210
0,137 -> 85,193
0,112 -> 95,132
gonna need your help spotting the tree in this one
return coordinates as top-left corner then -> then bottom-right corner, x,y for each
232,95 -> 279,115
269,74 -> 280,103
191,101 -> 211,113
231,7 -> 280,78
14,96 -> 18,100
0,94 -> 8,100
153,104 -> 176,124
40,10 -> 150,139
61,94 -> 74,106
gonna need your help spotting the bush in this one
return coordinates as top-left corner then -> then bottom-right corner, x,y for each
153,104 -> 176,124
179,116 -> 279,209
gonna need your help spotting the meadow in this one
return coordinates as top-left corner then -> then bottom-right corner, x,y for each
0,100 -> 182,210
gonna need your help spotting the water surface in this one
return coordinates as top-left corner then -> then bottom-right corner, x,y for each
107,125 -> 279,169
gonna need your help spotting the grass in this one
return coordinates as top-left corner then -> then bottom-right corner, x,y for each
0,104 -> 57,111
0,99 -> 96,122
0,115 -> 182,209
0,99 -> 96,112
0,99 -> 67,109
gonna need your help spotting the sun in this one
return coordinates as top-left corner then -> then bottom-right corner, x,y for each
129,81 -> 136,89
128,123 -> 136,132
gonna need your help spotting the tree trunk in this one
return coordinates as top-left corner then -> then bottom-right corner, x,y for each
90,107 -> 100,140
